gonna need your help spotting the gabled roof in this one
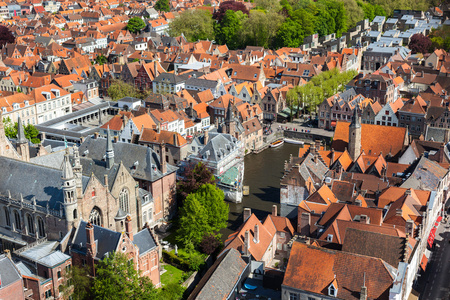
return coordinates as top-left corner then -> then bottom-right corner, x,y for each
72,220 -> 121,260
333,122 -> 407,158
283,242 -> 395,299
188,248 -> 248,300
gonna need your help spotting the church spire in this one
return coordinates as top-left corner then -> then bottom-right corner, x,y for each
106,126 -> 114,169
17,117 -> 27,144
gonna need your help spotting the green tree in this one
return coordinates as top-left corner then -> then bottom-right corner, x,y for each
92,251 -> 157,300
242,10 -> 284,48
340,0 -> 364,28
215,10 -> 247,49
194,184 -> 228,232
255,0 -> 282,12
126,17 -> 146,34
95,54 -> 108,65
168,10 -> 215,42
107,80 -> 142,101
157,282 -> 185,300
177,191 -> 210,246
3,117 -> 41,144
59,266 -> 92,300
177,183 -> 228,247
155,0 -> 170,12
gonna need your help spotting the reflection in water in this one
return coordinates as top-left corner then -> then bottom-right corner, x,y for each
221,143 -> 301,239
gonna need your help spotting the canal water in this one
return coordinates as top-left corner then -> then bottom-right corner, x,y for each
222,142 -> 302,239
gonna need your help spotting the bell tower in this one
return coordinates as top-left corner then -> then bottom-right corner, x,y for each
16,117 -> 30,162
349,108 -> 361,161
62,148 -> 78,228
73,145 -> 83,199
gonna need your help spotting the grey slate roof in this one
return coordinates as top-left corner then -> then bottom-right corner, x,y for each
197,133 -> 239,163
18,241 -> 71,268
188,248 -> 248,300
0,254 -> 22,289
78,136 -> 177,182
425,126 -> 450,143
71,220 -> 121,260
133,229 -> 157,256
340,88 -> 357,102
0,157 -> 89,210
401,156 -> 447,191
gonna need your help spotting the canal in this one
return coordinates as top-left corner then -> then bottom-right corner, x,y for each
222,142 -> 302,239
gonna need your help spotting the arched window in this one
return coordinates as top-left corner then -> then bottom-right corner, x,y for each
73,209 -> 77,220
119,189 -> 129,213
148,208 -> 152,222
26,214 -> 35,235
4,207 -> 10,227
14,211 -> 21,231
37,217 -> 45,238
89,207 -> 102,226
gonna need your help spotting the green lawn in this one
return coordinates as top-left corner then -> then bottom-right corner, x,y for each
161,264 -> 184,286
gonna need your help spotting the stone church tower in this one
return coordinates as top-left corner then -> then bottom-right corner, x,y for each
348,108 -> 361,161
16,117 -> 30,162
61,148 -> 79,229
225,98 -> 236,138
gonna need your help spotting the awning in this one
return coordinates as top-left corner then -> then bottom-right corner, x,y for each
420,254 -> 428,271
331,121 -> 337,127
427,227 -> 437,248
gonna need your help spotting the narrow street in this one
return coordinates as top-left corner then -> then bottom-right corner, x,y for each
417,221 -> 450,300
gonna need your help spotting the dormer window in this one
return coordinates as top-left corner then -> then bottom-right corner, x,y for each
328,282 -> 337,297
327,234 -> 333,242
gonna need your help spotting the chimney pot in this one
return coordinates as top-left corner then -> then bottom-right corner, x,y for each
272,205 -> 277,217
396,209 -> 403,216
254,224 -> 259,244
244,230 -> 250,255
360,214 -> 369,224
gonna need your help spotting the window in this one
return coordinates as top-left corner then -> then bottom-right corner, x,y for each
119,189 -> 130,213
14,210 -> 21,231
327,234 -> 333,242
26,214 -> 34,235
57,270 -> 61,279
37,217 -> 45,237
4,207 -> 10,227
89,207 -> 102,226
148,208 -> 153,221
328,284 -> 337,297
92,189 -> 96,197
45,290 -> 52,299
289,293 -> 298,300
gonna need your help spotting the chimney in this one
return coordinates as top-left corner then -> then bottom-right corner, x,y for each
439,143 -> 445,163
355,199 -> 362,206
125,215 -> 133,241
104,174 -> 108,189
298,212 -> 311,236
330,149 -> 335,166
160,142 -> 167,174
396,209 -> 403,216
86,222 -> 96,260
204,130 -> 209,144
272,205 -> 277,216
243,208 -> 251,223
157,123 -> 161,134
360,214 -> 369,224
244,230 -> 250,255
254,224 -> 259,244
405,189 -> 411,196
405,219 -> 414,236
40,132 -> 46,141
94,132 -> 99,139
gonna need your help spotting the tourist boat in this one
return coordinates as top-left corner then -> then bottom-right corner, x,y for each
284,138 -> 304,145
270,140 -> 284,148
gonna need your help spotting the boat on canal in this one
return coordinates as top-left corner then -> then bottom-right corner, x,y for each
270,139 -> 284,148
